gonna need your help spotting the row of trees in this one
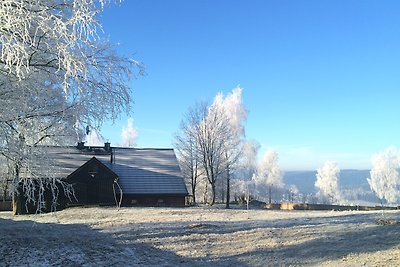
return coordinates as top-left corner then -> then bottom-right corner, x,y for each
315,146 -> 400,207
175,88 -> 286,206
176,90 -> 400,207
175,88 -> 349,207
175,87 -> 349,207
0,0 -> 141,212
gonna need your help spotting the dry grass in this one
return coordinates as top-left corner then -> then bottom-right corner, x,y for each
1,206 -> 399,266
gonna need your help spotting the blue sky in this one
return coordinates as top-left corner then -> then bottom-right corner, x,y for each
99,0 -> 400,170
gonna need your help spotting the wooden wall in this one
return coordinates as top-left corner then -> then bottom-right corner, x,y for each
121,195 -> 186,206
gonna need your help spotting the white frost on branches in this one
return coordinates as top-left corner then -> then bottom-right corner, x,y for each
254,150 -> 283,188
0,0 -> 143,129
367,147 -> 400,205
175,87 -> 248,205
240,140 -> 260,179
2,0 -> 107,83
199,87 -> 247,205
0,0 -> 143,212
211,87 -> 247,138
121,117 -> 138,147
253,150 -> 283,203
315,161 -> 341,204
209,87 -> 247,207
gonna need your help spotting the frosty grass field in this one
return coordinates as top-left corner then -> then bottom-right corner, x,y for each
1,206 -> 399,266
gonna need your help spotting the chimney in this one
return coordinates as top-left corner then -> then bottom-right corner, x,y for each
104,142 -> 111,152
77,142 -> 85,150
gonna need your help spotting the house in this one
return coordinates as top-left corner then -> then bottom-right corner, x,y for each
14,142 -> 188,213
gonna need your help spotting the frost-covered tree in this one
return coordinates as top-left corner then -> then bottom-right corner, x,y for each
0,74 -> 84,212
287,184 -> 299,202
315,161 -> 341,204
0,0 -> 143,213
367,147 -> 400,206
210,87 -> 247,208
232,140 -> 259,203
175,88 -> 248,206
238,140 -> 260,181
232,178 -> 254,209
254,150 -> 283,203
121,118 -> 138,147
195,103 -> 230,205
174,106 -> 203,204
0,156 -> 11,201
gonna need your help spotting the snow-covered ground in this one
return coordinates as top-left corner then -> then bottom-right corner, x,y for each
1,206 -> 399,266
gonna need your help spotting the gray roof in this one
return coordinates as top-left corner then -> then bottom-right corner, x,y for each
43,146 -> 188,196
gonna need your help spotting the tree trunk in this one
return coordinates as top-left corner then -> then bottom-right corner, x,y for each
12,192 -> 20,215
220,179 -> 225,204
268,186 -> 272,204
210,182 -> 216,205
191,177 -> 196,204
246,184 -> 250,210
225,166 -> 230,209
191,187 -> 196,204
2,186 -> 6,202
191,160 -> 199,204
12,164 -> 22,215
203,181 -> 208,204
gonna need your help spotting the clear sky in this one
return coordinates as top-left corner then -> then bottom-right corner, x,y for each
98,0 -> 400,171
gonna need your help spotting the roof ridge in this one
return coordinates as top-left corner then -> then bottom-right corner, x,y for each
113,147 -> 174,150
35,145 -> 174,150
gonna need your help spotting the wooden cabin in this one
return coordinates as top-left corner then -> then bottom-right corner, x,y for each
14,143 -> 188,214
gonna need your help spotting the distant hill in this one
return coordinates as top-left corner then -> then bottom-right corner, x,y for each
283,170 -> 316,194
283,169 -> 378,205
339,169 -> 371,190
283,169 -> 371,193
234,168 -> 379,204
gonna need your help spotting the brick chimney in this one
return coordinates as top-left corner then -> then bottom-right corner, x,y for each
104,142 -> 111,152
77,142 -> 85,150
